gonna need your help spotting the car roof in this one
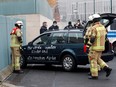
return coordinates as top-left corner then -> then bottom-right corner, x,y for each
43,29 -> 83,34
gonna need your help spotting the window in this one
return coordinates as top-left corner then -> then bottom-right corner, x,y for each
50,32 -> 67,44
111,19 -> 116,30
33,33 -> 51,45
100,19 -> 109,26
68,32 -> 83,43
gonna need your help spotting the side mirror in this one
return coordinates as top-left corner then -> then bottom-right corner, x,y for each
28,42 -> 32,45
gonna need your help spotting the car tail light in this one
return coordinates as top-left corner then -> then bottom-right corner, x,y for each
84,45 -> 87,53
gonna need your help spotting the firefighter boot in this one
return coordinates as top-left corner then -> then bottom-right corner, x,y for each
103,66 -> 112,77
88,75 -> 98,80
13,70 -> 23,74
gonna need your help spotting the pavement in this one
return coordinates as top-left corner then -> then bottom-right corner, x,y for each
2,57 -> 116,87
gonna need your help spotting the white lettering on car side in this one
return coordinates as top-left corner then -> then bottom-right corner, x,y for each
28,45 -> 57,61
27,56 -> 56,61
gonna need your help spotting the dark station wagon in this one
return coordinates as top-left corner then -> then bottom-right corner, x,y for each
20,13 -> 115,71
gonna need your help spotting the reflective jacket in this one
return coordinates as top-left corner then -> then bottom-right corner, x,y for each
10,27 -> 22,47
90,22 -> 107,51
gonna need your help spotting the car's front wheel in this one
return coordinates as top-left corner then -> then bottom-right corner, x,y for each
20,56 -> 27,69
62,54 -> 76,71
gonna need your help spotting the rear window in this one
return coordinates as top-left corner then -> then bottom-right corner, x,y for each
68,32 -> 83,44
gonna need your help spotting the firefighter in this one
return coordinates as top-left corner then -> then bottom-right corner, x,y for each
10,21 -> 23,73
85,14 -> 112,79
84,15 -> 101,76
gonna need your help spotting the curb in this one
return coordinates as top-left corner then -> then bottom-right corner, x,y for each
0,65 -> 13,82
0,83 -> 17,87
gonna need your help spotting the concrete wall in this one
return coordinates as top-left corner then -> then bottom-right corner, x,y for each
0,15 -> 26,81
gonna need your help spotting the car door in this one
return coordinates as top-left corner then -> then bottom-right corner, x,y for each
47,32 -> 67,62
68,32 -> 84,55
100,13 -> 116,27
26,33 -> 51,62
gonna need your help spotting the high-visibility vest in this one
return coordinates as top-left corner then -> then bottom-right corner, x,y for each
10,28 -> 18,35
10,28 -> 22,47
90,25 -> 107,51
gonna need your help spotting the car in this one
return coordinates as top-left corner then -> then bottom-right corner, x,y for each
20,13 -> 115,71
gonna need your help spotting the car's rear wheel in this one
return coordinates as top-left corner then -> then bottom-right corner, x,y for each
20,56 -> 27,69
62,54 -> 76,71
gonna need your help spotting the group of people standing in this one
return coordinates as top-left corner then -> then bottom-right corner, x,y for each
64,20 -> 85,29
40,21 -> 59,34
40,19 -> 85,34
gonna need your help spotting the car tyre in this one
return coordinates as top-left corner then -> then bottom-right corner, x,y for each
20,56 -> 27,69
62,54 -> 76,71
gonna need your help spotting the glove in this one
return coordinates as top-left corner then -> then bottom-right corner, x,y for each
17,37 -> 23,43
86,47 -> 89,54
86,44 -> 91,54
84,38 -> 89,45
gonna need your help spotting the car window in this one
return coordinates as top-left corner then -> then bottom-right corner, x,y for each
50,32 -> 67,44
100,19 -> 109,27
111,18 -> 116,30
68,32 -> 83,43
33,33 -> 51,45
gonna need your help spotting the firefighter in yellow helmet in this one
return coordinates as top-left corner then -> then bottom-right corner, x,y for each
85,14 -> 112,79
10,21 -> 23,73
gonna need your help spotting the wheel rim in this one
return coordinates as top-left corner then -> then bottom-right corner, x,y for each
63,56 -> 73,70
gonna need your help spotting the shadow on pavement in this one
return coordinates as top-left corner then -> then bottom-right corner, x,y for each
24,64 -> 90,73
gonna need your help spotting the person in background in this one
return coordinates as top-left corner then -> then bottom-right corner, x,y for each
64,21 -> 74,30
40,22 -> 47,34
49,21 -> 59,31
74,19 -> 83,29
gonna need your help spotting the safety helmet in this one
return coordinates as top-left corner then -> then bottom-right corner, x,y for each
88,15 -> 94,21
15,21 -> 23,26
92,14 -> 101,20
88,14 -> 101,21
